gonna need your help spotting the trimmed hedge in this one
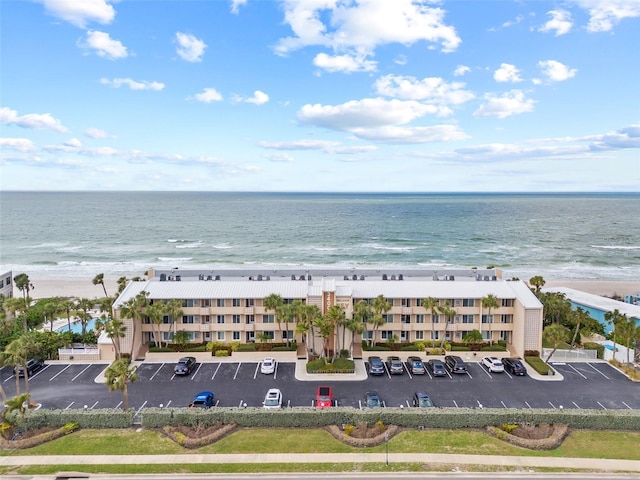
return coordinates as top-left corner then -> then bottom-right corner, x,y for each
9,409 -> 134,431
525,356 -> 555,375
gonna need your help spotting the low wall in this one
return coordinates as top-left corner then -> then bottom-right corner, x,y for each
144,351 -> 297,363
58,348 -> 101,362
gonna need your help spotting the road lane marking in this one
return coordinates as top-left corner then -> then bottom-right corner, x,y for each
49,364 -> 71,381
253,363 -> 260,379
149,363 -> 165,381
588,363 -> 610,379
71,365 -> 92,382
211,363 -> 222,380
567,364 -> 587,379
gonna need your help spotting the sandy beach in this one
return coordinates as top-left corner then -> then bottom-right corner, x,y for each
10,273 -> 640,300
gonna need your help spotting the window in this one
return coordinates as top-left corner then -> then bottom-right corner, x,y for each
162,315 -> 171,324
401,315 -> 411,324
0,280 -> 3,288
482,314 -> 494,324
416,298 -> 423,307
380,330 -> 394,340
430,331 -> 439,340
232,315 -> 241,324
246,315 -> 255,324
263,331 -> 275,340
401,298 -> 411,307
431,314 -> 439,324
217,331 -> 225,341
462,298 -> 475,307
384,314 -> 393,323
183,299 -> 199,307
232,331 -> 241,341
162,332 -> 174,341
482,330 -> 492,341
400,331 -> 409,342
502,298 -> 514,307
500,314 -> 513,324
245,299 -> 254,307
282,330 -> 293,340
216,299 -> 225,307
461,315 -> 474,324
263,314 -> 275,323
202,299 -> 211,307
217,315 -> 225,324
416,314 -> 424,323
182,315 -> 195,324
232,299 -> 241,307
202,315 -> 211,323
362,330 -> 373,340
415,331 -> 424,340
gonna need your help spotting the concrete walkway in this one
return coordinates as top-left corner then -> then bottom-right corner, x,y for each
2,452 -> 640,472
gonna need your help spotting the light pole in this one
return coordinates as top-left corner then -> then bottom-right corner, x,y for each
385,432 -> 389,466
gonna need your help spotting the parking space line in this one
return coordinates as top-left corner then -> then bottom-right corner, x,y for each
358,400 -> 363,409
587,363 -> 610,379
274,363 -> 278,380
71,365 -> 92,382
233,363 -> 242,380
134,401 -> 148,418
381,401 -> 386,408
405,400 -> 411,408
3,374 -> 14,383
476,400 -> 483,408
149,363 -> 164,381
597,401 -> 607,410
116,401 -> 122,409
548,401 -> 556,409
90,401 -> 99,409
500,401 -> 507,408
238,400 -> 245,408
164,400 -> 172,408
405,367 -> 412,379
208,363 -> 221,380
49,364 -> 71,381
253,363 -> 260,379
567,364 -> 587,379
478,363 -> 492,378
30,365 -> 51,379
525,401 -> 532,409
452,400 -> 459,408
190,363 -> 203,380
65,401 -> 74,409
622,401 -> 632,410
572,402 -> 581,409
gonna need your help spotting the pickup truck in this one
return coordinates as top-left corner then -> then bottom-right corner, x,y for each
315,386 -> 334,408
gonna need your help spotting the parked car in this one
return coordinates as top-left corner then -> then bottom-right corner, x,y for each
502,357 -> 527,376
16,358 -> 44,378
412,391 -> 435,408
191,391 -> 215,408
260,357 -> 276,375
263,388 -> 283,409
315,386 -> 334,408
386,355 -> 404,375
367,356 -> 385,375
444,355 -> 468,374
363,391 -> 383,408
482,356 -> 505,373
426,359 -> 447,377
174,356 -> 196,375
407,356 -> 426,375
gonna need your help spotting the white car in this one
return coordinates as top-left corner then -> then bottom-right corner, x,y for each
263,388 -> 282,409
260,357 -> 276,375
482,356 -> 504,373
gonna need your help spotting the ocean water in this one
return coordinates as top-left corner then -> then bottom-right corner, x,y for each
1,192 -> 639,281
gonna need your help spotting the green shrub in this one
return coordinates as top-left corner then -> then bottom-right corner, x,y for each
450,345 -> 471,351
185,344 -> 207,352
501,423 -> 517,433
480,344 -> 507,351
400,344 -> 420,351
148,347 -> 174,353
583,342 -> 604,359
306,358 -> 355,373
236,343 -> 257,352
214,350 -> 230,357
525,356 -> 554,375
62,422 -> 80,435
344,424 -> 355,436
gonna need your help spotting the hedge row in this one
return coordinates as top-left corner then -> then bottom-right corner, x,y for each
8,409 -> 134,430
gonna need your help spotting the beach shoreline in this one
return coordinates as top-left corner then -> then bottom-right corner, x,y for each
9,272 -> 639,300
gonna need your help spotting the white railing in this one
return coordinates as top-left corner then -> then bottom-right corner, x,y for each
543,348 -> 597,362
59,347 -> 100,355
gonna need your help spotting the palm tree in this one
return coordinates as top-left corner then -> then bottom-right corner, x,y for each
568,307 -> 592,349
120,292 -> 149,358
116,276 -> 128,295
437,301 -> 456,349
371,295 -> 391,348
352,299 -> 372,347
325,304 -> 346,359
300,304 -> 321,355
104,359 -> 138,412
60,299 -> 75,333
75,298 -> 94,337
481,294 -> 500,345
422,297 -> 439,349
463,329 -> 483,345
544,323 -> 570,362
4,393 -> 30,432
314,315 -> 334,360
529,275 -> 546,295
264,293 -> 284,344
616,316 -> 636,365
13,273 -> 34,332
146,302 -> 165,348
604,309 -> 626,358
163,299 -> 184,345
4,337 -> 28,396
0,352 -> 10,402
92,273 -> 108,297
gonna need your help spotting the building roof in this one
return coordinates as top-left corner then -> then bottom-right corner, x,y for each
115,271 -> 541,309
542,287 -> 640,319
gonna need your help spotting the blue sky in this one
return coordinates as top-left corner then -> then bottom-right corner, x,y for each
1,0 -> 639,192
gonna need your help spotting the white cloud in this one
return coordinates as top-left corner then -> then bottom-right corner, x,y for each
176,32 -> 207,62
274,0 -> 461,59
313,52 -> 377,73
37,0 -> 116,28
231,0 -> 247,14
0,137 -> 36,152
538,60 -> 577,82
588,124 -> 640,150
502,14 -> 524,28
0,107 -> 68,132
539,9 -> 573,36
235,90 -> 270,105
194,88 -> 223,103
349,124 -> 468,144
85,127 -> 110,138
64,138 -> 82,148
81,31 -> 128,60
574,0 -> 640,32
263,153 -> 294,162
453,65 -> 470,76
474,90 -> 535,119
100,78 -> 165,91
259,139 -> 377,154
374,74 -> 474,107
493,63 -> 522,83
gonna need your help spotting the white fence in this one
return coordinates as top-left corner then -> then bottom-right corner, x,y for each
542,348 -> 597,362
58,346 -> 100,361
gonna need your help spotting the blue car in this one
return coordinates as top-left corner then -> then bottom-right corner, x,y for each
191,391 -> 215,408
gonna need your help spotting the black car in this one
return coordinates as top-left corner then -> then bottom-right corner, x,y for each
413,391 -> 435,408
364,391 -> 383,408
502,357 -> 527,376
367,356 -> 385,375
174,356 -> 196,375
16,358 -> 44,377
407,356 -> 426,375
426,359 -> 447,377
386,355 -> 404,375
444,355 -> 468,374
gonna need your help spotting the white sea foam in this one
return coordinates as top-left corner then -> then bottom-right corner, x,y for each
592,245 -> 640,250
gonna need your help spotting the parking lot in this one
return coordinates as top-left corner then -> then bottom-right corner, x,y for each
1,358 -> 638,412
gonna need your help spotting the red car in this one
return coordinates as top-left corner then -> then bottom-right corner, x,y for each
315,386 -> 334,408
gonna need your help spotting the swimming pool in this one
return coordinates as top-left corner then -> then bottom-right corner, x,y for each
55,318 -> 98,334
